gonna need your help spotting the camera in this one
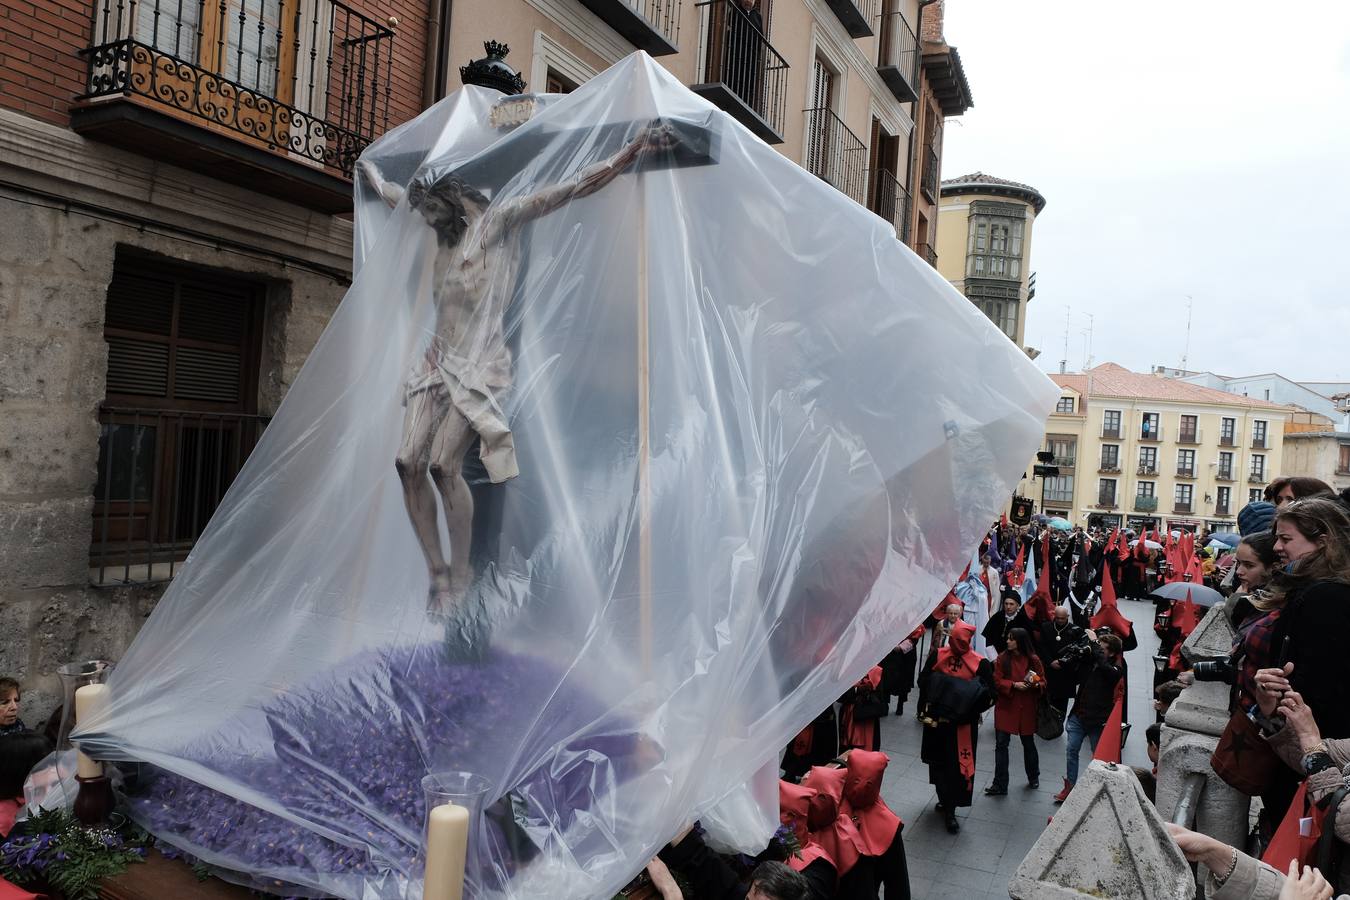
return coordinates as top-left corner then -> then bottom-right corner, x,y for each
1190,656 -> 1235,684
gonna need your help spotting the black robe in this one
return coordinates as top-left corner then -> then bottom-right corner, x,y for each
781,706 -> 839,782
982,609 -> 1033,655
1037,620 -> 1087,707
917,656 -> 995,809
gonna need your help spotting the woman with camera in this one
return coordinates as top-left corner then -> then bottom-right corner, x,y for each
917,621 -> 994,833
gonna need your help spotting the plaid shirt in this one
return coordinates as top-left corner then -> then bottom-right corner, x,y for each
1235,607 -> 1281,710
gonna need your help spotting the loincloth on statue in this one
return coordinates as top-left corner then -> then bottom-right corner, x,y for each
404,344 -> 518,483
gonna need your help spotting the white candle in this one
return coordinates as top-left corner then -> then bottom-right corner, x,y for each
423,803 -> 469,900
74,684 -> 109,780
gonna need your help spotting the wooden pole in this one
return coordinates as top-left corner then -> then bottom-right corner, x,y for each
636,171 -> 653,673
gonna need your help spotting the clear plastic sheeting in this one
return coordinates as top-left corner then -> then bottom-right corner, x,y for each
73,53 -> 1059,900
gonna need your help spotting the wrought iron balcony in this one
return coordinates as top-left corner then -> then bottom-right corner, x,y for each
1098,464 -> 1120,474
1216,468 -> 1234,481
693,0 -> 788,144
1251,436 -> 1268,449
92,406 -> 270,585
1134,495 -> 1159,512
1219,433 -> 1237,447
875,8 -> 918,102
1137,465 -> 1158,476
1139,426 -> 1164,442
916,241 -> 937,268
1096,496 -> 1118,509
871,168 -> 911,243
574,0 -> 682,54
920,144 -> 939,201
1173,502 -> 1193,514
1102,426 -> 1121,439
825,0 -> 879,38
804,107 -> 867,204
73,0 -> 394,212
1215,504 -> 1230,516
1176,467 -> 1196,478
1051,456 -> 1076,469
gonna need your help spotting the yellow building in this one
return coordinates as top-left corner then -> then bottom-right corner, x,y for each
1016,363 -> 1295,532
935,172 -> 1046,350
446,0 -> 972,255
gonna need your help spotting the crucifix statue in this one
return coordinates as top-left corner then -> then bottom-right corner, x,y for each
359,123 -> 676,616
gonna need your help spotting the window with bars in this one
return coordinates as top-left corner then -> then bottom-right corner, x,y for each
93,255 -> 267,578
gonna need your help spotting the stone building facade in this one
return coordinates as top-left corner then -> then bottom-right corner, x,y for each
0,0 -> 975,720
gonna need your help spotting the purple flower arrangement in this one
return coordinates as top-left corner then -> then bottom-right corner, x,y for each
125,644 -> 642,898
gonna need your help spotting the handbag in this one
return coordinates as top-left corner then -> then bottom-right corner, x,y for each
922,671 -> 989,724
1210,709 -> 1281,796
1035,695 -> 1065,741
1316,784 -> 1350,888
851,689 -> 890,722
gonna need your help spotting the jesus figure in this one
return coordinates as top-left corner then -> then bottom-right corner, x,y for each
360,123 -> 674,615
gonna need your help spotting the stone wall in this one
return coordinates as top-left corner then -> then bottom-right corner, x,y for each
0,109 -> 353,725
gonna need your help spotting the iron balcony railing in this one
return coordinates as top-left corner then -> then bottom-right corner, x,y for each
1220,432 -> 1237,447
1051,456 -> 1076,469
92,406 -> 269,585
875,8 -> 918,101
1097,494 -> 1118,509
1102,426 -> 1121,439
916,241 -> 937,267
871,167 -> 911,242
1140,424 -> 1164,442
1249,471 -> 1267,484
1215,504 -> 1230,516
623,0 -> 683,45
920,144 -> 939,200
1217,465 -> 1234,481
1177,426 -> 1201,444
80,0 -> 395,178
1134,495 -> 1159,512
695,0 -> 788,138
1176,467 -> 1196,478
1137,464 -> 1158,476
1251,435 -> 1268,449
1173,502 -> 1193,514
804,107 -> 867,204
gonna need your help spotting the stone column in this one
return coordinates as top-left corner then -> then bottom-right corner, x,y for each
1156,601 -> 1249,852
1009,760 -> 1194,899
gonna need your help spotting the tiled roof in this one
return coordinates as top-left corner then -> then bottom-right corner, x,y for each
1050,363 -> 1294,411
940,172 -> 1047,213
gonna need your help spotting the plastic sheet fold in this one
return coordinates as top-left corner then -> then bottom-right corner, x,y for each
73,52 -> 1058,899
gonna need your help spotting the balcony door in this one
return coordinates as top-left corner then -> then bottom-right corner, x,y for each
805,56 -> 837,178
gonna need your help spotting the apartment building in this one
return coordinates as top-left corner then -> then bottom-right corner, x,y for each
1019,363 -> 1294,532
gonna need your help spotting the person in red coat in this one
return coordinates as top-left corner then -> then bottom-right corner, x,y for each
984,627 -> 1045,795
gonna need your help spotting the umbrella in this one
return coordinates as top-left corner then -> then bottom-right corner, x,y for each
1206,539 -> 1232,553
1210,532 -> 1240,547
1048,517 -> 1073,531
1150,582 -> 1224,608
1130,539 -> 1163,551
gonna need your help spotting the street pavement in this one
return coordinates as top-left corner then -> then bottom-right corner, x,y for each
875,597 -> 1161,899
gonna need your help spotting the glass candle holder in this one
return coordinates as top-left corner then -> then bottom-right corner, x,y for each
419,771 -> 492,899
55,659 -> 114,751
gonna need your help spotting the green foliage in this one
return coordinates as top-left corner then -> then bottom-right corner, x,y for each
0,807 -> 148,900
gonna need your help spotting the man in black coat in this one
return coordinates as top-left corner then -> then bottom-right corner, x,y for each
983,591 -> 1033,655
1037,606 -> 1087,709
1056,632 -> 1123,802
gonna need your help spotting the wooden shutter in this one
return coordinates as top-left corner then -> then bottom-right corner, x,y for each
103,259 -> 260,411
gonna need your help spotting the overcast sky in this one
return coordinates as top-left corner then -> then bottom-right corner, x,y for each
940,0 -> 1350,381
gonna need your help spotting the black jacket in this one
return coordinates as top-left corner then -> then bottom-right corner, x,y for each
1071,645 -> 1123,728
983,609 -> 1034,654
1272,580 -> 1350,739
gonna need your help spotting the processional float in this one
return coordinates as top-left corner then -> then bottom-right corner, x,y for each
69,53 -> 1057,899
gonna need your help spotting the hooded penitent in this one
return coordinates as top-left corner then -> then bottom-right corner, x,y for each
779,780 -> 834,874
801,766 -> 863,875
840,751 -> 902,857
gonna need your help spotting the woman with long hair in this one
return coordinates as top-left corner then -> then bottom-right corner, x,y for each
985,627 -> 1045,796
1265,498 -> 1350,736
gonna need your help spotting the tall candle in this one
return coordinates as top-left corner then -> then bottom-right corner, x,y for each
423,802 -> 469,900
74,684 -> 109,780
